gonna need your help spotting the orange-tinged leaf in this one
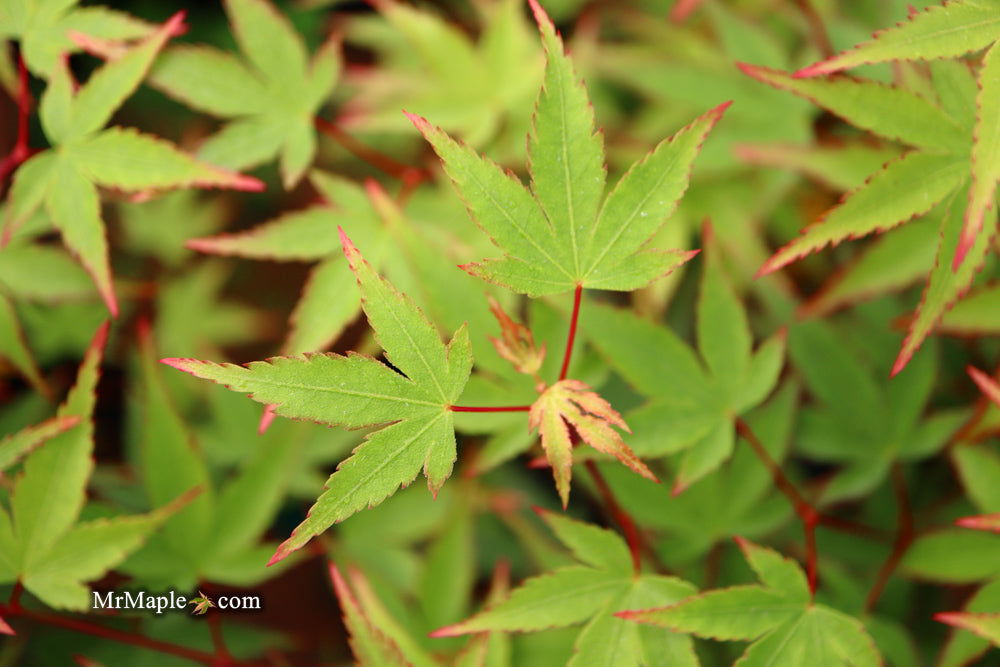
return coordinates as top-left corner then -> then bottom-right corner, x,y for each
529,379 -> 656,507
488,296 -> 546,376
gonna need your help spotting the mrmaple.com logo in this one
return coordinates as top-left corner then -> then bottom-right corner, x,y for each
92,590 -> 261,615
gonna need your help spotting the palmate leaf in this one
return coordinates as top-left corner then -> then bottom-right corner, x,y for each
585,232 -> 785,491
187,171 -> 382,355
2,12 -> 262,317
407,0 -> 721,297
432,511 -> 699,667
741,56 -> 1000,374
162,231 -> 472,564
149,0 -> 340,188
529,379 -> 656,507
792,1 -> 1000,270
791,319 -> 967,503
0,0 -> 152,76
0,324 -> 191,610
619,538 -> 882,666
342,0 -> 540,152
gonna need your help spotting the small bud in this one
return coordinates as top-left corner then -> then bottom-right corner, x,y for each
487,297 -> 546,376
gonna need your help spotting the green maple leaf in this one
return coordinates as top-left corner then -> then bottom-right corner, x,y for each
619,538 -> 882,666
595,380 -> 798,566
2,13 -> 263,317
148,0 -> 340,189
585,229 -> 785,491
432,510 -> 699,667
342,0 -> 541,152
746,1 -> 1000,374
0,0 -> 152,77
186,171 -> 389,355
790,319 -> 968,504
0,324 -> 192,609
162,230 -> 472,564
407,0 -> 722,297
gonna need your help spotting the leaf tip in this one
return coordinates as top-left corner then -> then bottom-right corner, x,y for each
267,542 -> 293,567
258,404 -> 277,434
338,227 -> 360,267
428,623 -> 465,638
527,0 -> 553,31
793,61 -> 836,79
670,479 -> 688,497
0,616 -> 13,636
889,349 -> 911,378
402,110 -> 429,133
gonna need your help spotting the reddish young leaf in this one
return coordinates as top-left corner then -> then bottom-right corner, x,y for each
529,379 -> 657,507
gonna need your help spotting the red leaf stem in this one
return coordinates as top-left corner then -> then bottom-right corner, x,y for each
450,405 -> 531,413
0,602 -> 265,666
583,460 -> 649,574
794,0 -> 835,60
864,464 -> 914,612
314,117 -> 428,184
558,284 -> 583,382
0,51 -> 33,185
735,417 -> 820,595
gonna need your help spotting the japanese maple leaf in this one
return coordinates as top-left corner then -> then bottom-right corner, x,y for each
530,379 -> 656,507
162,230 -> 472,564
909,436 -> 1000,665
341,0 -> 541,152
432,510 -> 699,667
2,12 -> 262,317
793,0 -> 1000,271
148,0 -> 340,189
0,0 -> 152,76
0,324 -> 192,610
585,229 -> 785,492
406,0 -> 722,297
618,538 -> 882,666
744,2 -> 1000,374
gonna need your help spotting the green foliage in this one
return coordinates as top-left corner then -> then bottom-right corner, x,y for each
620,539 -> 881,666
1,0 -> 1000,664
149,0 -> 340,188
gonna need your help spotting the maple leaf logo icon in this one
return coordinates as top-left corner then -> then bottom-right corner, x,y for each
189,591 -> 216,615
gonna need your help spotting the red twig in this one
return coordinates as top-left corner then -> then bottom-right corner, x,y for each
736,417 -> 820,595
450,405 -> 531,413
558,285 -> 583,382
0,51 -> 32,184
794,0 -> 835,60
865,464 -> 915,612
314,117 -> 427,185
0,603 -> 261,666
584,460 -> 649,574
207,611 -> 232,663
8,582 -> 23,610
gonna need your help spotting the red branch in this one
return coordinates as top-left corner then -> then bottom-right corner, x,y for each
450,405 -> 531,413
736,417 -> 820,595
314,117 -> 427,185
558,285 -> 583,382
0,51 -> 33,185
584,460 -> 646,573
0,602 -> 264,666
864,464 -> 915,612
794,0 -> 835,59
